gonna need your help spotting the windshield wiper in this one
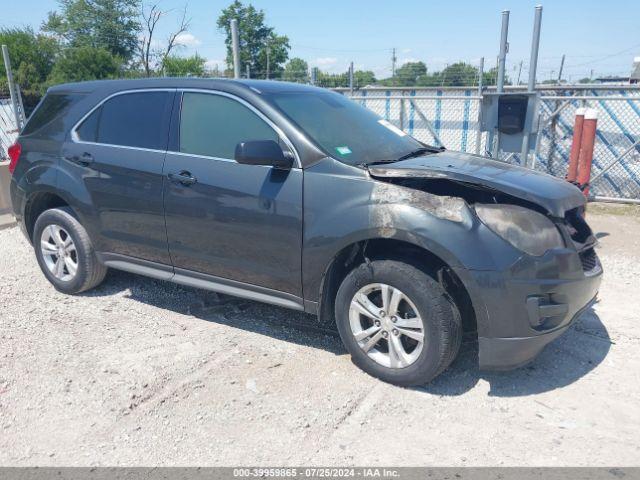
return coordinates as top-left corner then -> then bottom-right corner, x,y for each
359,145 -> 445,168
396,145 -> 445,161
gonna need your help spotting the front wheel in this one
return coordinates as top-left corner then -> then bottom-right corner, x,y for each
335,260 -> 461,386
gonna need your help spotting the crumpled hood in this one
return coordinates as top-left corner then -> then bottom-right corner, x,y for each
367,151 -> 585,217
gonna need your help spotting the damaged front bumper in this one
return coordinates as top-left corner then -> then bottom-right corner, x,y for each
453,245 -> 603,371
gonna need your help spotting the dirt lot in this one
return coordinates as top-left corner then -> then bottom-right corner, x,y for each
1,204 -> 639,466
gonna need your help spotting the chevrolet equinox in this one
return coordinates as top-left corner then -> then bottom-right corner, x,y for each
8,79 -> 602,386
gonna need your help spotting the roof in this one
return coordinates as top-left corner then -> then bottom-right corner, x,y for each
48,77 -> 325,95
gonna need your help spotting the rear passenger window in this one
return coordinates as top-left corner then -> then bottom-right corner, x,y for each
179,92 -> 278,159
77,91 -> 172,150
76,108 -> 99,142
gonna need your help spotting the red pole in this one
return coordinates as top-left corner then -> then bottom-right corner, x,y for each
576,108 -> 598,198
566,107 -> 585,182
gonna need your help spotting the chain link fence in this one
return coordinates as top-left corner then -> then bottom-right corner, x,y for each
0,99 -> 19,161
2,83 -> 639,200
341,86 -> 640,202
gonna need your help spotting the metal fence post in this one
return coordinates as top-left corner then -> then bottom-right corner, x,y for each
399,93 -> 405,131
493,10 -> 510,159
2,44 -> 24,129
230,19 -> 241,79
475,57 -> 484,154
349,62 -> 354,94
521,5 -> 543,167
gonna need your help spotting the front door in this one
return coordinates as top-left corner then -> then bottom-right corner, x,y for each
162,91 -> 303,296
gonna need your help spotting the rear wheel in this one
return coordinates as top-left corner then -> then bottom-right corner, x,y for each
33,207 -> 107,294
335,260 -> 461,386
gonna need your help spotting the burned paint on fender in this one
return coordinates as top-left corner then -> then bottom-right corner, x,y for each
369,181 -> 471,238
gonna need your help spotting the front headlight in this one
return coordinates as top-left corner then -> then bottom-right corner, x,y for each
475,204 -> 564,256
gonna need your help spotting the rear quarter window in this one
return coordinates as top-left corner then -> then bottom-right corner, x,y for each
21,93 -> 85,138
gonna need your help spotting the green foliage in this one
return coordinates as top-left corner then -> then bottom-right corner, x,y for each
43,0 -> 140,62
396,61 -> 427,86
378,61 -> 509,87
0,27 -> 59,94
47,46 -> 121,84
163,54 -> 206,77
354,70 -> 376,87
282,57 -> 308,83
315,69 -> 376,89
438,62 -> 478,86
482,66 -> 508,86
316,71 -> 347,88
217,1 -> 290,79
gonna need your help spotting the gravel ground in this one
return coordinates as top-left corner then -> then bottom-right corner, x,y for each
1,205 -> 639,466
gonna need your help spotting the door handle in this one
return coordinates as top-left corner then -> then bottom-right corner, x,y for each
168,171 -> 197,186
64,152 -> 94,166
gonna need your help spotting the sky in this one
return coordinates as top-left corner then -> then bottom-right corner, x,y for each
3,0 -> 640,82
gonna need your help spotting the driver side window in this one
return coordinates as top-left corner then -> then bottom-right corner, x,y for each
179,92 -> 279,159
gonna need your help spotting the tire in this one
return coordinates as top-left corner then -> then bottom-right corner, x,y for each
335,260 -> 461,386
33,207 -> 107,294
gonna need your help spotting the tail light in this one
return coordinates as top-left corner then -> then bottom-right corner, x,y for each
7,142 -> 22,175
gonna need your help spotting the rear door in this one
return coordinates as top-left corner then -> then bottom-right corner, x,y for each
66,89 -> 175,264
162,90 -> 303,296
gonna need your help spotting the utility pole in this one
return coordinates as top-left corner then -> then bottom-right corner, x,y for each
230,19 -> 240,79
391,48 -> 397,78
557,54 -> 565,84
246,64 -> 250,79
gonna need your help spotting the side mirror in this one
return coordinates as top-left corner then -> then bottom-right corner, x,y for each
235,140 -> 293,169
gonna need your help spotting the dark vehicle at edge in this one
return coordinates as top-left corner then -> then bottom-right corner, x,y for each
7,78 -> 602,386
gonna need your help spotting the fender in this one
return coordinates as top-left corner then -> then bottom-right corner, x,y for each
18,161 -> 97,245
301,158 -> 523,305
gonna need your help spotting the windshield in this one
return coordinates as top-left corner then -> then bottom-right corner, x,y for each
266,90 -> 425,165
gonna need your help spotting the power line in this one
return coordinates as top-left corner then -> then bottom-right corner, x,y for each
564,42 -> 640,68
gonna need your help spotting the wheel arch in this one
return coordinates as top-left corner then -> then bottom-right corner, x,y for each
24,190 -> 77,243
316,237 -> 478,336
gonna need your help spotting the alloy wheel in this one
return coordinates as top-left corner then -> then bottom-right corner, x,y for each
40,224 -> 78,282
348,283 -> 425,369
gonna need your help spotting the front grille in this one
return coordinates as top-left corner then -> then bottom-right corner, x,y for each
579,247 -> 599,272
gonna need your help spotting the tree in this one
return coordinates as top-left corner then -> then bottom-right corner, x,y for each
47,46 -> 121,84
282,57 -> 308,83
395,61 -> 427,86
0,28 -> 59,93
138,3 -> 190,77
217,1 -> 290,79
354,70 -> 376,87
316,71 -> 348,88
438,62 -> 479,86
43,0 -> 140,62
163,54 -> 205,77
482,66 -> 510,86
